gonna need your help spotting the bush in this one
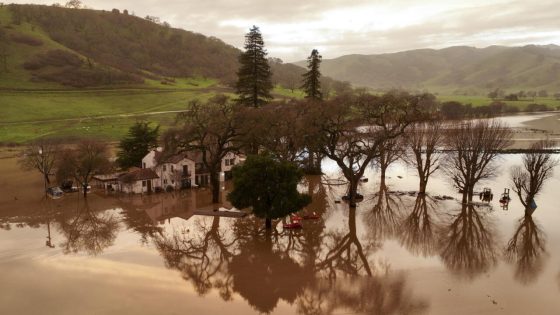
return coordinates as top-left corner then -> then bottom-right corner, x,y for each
23,49 -> 82,70
10,33 -> 43,46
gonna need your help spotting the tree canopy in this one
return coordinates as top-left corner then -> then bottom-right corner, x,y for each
228,155 -> 311,229
117,121 -> 159,169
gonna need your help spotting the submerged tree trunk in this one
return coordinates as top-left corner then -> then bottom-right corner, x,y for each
83,183 -> 88,199
210,170 -> 221,203
265,217 -> 272,229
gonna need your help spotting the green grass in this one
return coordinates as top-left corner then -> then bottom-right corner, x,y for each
273,86 -> 305,99
0,89 -> 220,143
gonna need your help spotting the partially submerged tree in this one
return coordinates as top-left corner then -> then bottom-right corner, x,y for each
375,137 -> 403,185
511,140 -> 558,214
443,120 -> 512,203
227,155 -> 311,229
163,95 -> 239,203
236,25 -> 273,108
19,138 -> 60,194
304,91 -> 423,206
301,49 -> 322,101
56,140 -> 111,198
403,120 -> 444,194
116,121 -> 159,169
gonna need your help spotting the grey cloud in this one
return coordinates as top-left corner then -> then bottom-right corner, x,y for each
9,0 -> 560,61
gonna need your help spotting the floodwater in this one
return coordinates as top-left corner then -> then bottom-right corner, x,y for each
1,114 -> 560,315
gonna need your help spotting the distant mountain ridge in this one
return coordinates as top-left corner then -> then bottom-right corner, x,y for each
295,45 -> 560,93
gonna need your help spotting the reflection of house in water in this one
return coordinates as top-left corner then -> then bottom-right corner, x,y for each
118,192 -> 198,225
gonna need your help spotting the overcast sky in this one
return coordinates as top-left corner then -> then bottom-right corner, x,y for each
11,0 -> 560,62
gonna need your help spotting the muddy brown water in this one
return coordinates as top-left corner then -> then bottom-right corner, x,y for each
1,115 -> 560,315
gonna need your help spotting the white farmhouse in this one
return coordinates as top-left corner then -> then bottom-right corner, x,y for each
118,168 -> 159,194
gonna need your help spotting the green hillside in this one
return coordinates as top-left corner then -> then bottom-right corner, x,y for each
298,45 -> 560,94
0,4 -> 314,144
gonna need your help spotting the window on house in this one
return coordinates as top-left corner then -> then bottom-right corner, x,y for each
142,181 -> 146,187
164,179 -> 167,184
171,180 -> 175,184
163,165 -> 166,172
171,165 -> 174,172
230,158 -> 236,165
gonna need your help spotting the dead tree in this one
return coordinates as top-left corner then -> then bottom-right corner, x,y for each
403,120 -> 444,194
511,139 -> 558,214
443,119 -> 512,203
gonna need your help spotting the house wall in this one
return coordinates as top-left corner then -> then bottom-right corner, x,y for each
220,152 -> 240,181
142,150 -> 159,169
154,159 -> 196,190
119,179 -> 155,194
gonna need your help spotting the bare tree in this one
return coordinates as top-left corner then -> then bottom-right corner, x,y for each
511,140 -> 558,214
374,137 -> 403,185
305,92 -> 422,206
163,95 -> 239,203
443,120 -> 512,203
56,140 -> 111,198
19,138 -> 60,195
403,120 -> 444,194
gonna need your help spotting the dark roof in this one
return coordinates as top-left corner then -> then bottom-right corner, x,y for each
166,154 -> 188,164
119,168 -> 159,183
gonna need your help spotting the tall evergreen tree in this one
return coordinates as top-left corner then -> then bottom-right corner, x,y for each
117,121 -> 159,168
301,49 -> 322,100
236,26 -> 273,108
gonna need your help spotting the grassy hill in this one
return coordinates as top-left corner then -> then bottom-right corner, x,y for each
0,4 -> 315,144
296,45 -> 560,94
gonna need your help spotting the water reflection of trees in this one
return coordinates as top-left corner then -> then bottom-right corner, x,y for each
399,195 -> 441,257
154,179 -> 429,314
364,183 -> 403,241
154,216 -> 238,299
438,204 -> 498,278
57,200 -> 120,255
504,214 -> 547,284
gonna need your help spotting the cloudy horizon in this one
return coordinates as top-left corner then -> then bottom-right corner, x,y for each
9,0 -> 560,62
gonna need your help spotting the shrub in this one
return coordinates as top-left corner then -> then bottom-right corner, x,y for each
10,33 -> 43,46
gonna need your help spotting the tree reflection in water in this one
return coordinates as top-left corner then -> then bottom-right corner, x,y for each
154,216 -> 238,300
504,213 -> 547,284
154,181 -> 429,314
299,203 -> 429,315
364,183 -> 403,241
399,194 -> 441,257
438,204 -> 498,278
57,199 -> 120,255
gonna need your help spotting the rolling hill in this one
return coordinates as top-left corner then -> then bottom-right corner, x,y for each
295,45 -> 560,93
0,4 -> 321,89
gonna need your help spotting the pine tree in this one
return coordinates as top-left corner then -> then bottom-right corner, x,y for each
301,49 -> 322,100
236,26 -> 273,108
117,121 -> 159,168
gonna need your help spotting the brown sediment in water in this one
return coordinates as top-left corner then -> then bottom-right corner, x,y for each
1,116 -> 560,314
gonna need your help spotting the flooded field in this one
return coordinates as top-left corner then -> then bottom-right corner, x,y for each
1,114 -> 560,315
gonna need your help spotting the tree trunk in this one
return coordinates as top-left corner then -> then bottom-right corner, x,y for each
45,174 -> 51,184
210,171 -> 220,203
348,178 -> 358,207
419,178 -> 427,194
265,217 -> 272,229
83,184 -> 88,199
